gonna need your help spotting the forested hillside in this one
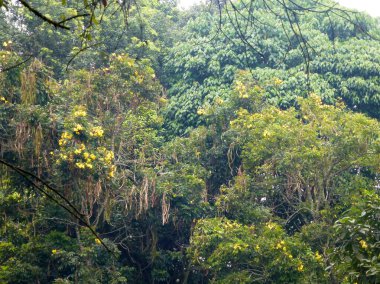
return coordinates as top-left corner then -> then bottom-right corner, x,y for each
0,0 -> 380,283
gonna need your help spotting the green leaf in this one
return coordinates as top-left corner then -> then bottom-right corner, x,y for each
91,14 -> 99,25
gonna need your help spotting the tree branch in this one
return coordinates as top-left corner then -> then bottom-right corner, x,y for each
0,158 -> 115,255
18,0 -> 70,30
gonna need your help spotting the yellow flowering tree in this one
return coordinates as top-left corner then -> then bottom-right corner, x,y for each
188,218 -> 326,283
55,105 -> 115,179
230,94 -> 380,214
52,105 -> 116,221
48,53 -> 166,226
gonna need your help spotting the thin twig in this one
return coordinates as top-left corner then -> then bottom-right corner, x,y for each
18,0 -> 70,30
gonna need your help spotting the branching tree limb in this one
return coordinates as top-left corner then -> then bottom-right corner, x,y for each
0,158 -> 115,255
18,0 -> 70,29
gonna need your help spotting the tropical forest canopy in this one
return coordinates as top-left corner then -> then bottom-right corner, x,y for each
0,0 -> 380,283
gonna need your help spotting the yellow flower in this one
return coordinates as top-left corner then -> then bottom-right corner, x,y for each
297,263 -> 304,272
239,92 -> 249,99
159,97 -> 168,104
73,109 -> 87,117
195,151 -> 201,158
266,222 -> 275,230
73,124 -> 84,134
105,151 -> 114,164
236,108 -> 249,117
253,85 -> 262,92
90,126 -> 104,137
75,162 -> 85,169
215,97 -> 224,105
274,78 -> 283,86
233,243 -> 241,250
59,154 -> 68,160
197,108 -> 206,115
315,251 -> 322,261
83,152 -> 90,159
52,249 -> 58,254
0,96 -> 8,103
85,163 -> 93,169
73,106 -> 87,117
90,153 -> 96,160
74,148 -> 82,154
108,165 -> 116,178
61,132 -> 73,140
95,238 -> 101,245
359,240 -> 368,249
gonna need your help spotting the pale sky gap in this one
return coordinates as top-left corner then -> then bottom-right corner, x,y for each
178,0 -> 380,18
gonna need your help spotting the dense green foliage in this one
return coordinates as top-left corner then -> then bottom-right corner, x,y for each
1,0 -> 380,283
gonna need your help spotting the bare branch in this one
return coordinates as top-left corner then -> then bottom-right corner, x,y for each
18,0 -> 70,30
0,158 -> 115,255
